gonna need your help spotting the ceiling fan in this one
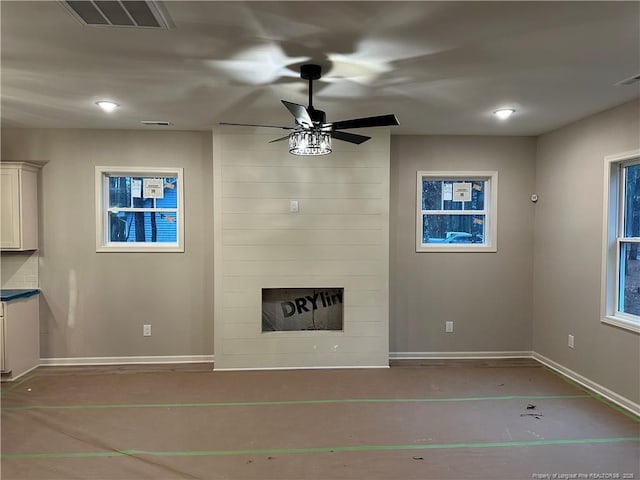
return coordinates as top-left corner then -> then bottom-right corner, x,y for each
220,64 -> 399,155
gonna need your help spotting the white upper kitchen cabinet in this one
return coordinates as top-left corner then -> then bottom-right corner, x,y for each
0,163 -> 39,251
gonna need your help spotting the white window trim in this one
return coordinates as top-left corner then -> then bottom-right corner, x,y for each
95,166 -> 184,253
601,149 -> 640,333
416,171 -> 498,253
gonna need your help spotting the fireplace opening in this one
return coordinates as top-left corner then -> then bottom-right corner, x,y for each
262,288 -> 344,332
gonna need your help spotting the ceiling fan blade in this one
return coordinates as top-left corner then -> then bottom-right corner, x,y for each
268,135 -> 290,143
331,114 -> 399,130
220,122 -> 291,130
281,100 -> 314,127
331,130 -> 371,145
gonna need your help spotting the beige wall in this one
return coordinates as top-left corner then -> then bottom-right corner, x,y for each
213,128 -> 390,369
1,128 -> 214,359
533,100 -> 640,403
389,136 -> 536,355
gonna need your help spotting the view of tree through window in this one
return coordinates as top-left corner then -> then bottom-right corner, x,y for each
620,163 -> 640,316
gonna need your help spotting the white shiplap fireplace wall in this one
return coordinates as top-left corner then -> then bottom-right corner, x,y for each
213,128 -> 390,369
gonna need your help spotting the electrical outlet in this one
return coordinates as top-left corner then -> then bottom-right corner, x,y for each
568,334 -> 574,348
445,321 -> 454,333
143,324 -> 152,337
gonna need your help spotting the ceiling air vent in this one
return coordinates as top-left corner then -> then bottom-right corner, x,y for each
62,1 -> 173,29
614,74 -> 640,86
141,121 -> 173,126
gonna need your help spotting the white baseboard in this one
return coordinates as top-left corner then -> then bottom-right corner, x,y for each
389,351 -> 533,360
215,365 -> 389,372
39,355 -> 214,367
1,364 -> 40,382
532,352 -> 640,417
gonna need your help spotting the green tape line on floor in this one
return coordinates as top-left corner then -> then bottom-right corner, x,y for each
1,394 -> 589,411
2,437 -> 638,460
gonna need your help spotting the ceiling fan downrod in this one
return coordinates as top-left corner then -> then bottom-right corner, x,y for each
300,64 -> 325,124
300,64 -> 321,108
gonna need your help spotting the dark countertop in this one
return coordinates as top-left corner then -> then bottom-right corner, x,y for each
0,289 -> 40,302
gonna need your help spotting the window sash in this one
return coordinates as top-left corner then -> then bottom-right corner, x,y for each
601,151 -> 640,332
615,237 -> 640,319
615,161 -> 640,320
618,160 -> 640,238
416,171 -> 497,252
96,166 -> 184,252
107,208 -> 178,213
421,179 -> 488,211
421,209 -> 488,215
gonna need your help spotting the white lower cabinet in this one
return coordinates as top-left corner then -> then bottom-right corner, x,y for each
0,295 -> 40,381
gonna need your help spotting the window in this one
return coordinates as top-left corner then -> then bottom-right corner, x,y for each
416,171 -> 497,252
95,166 -> 184,252
602,150 -> 640,332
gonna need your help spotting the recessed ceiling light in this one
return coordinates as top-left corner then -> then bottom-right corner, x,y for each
96,101 -> 119,113
494,108 -> 515,120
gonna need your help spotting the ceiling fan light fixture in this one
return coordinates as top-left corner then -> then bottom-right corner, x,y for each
220,63 -> 398,153
494,108 -> 515,120
289,130 -> 332,156
96,100 -> 119,113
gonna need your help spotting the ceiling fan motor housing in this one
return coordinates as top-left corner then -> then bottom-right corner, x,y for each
300,64 -> 322,81
308,107 -> 326,125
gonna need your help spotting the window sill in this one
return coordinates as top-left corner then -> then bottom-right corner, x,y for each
601,315 -> 640,334
416,245 -> 497,253
97,245 -> 184,253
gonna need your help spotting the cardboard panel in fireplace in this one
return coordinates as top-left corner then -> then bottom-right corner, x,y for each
262,288 -> 344,332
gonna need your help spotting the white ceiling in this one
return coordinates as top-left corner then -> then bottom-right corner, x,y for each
1,1 -> 638,135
